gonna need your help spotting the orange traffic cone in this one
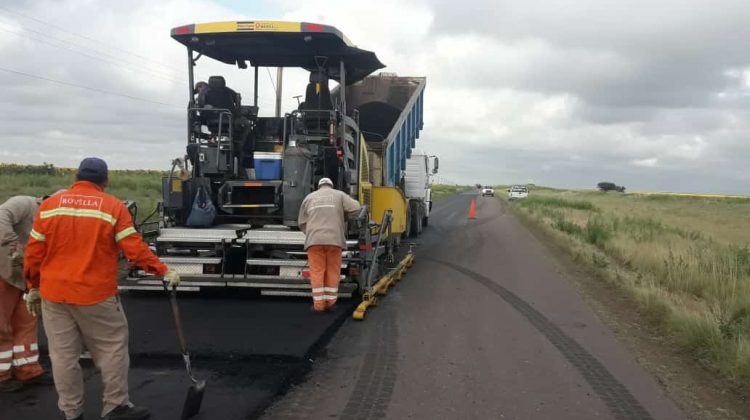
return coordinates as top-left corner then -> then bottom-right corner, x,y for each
468,198 -> 477,220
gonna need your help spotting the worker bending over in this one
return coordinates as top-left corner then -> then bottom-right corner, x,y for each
0,195 -> 48,392
298,178 -> 360,312
24,157 -> 181,420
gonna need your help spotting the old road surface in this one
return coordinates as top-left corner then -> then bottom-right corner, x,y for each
0,192 -> 686,419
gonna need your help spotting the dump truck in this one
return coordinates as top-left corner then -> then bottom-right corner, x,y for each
404,150 -> 438,237
120,21 -> 437,300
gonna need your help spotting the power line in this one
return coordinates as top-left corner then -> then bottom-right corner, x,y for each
266,67 -> 276,91
0,66 -> 181,108
0,5 -> 182,73
0,25 -> 184,84
3,22 -> 183,80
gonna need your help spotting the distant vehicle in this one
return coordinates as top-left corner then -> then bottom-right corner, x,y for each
508,185 -> 529,200
481,186 -> 495,197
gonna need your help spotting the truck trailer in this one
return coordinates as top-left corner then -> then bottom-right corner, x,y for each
121,21 -> 437,301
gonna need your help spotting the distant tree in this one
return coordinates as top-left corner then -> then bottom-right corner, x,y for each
597,182 -> 617,192
597,182 -> 627,192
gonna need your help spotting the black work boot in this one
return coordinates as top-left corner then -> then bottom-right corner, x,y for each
102,404 -> 150,420
0,378 -> 23,392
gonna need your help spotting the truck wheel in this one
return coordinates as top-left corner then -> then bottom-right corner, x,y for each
403,206 -> 412,239
417,209 -> 424,234
409,201 -> 420,238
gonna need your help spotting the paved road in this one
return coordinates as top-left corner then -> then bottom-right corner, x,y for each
0,291 -> 355,419
0,193 -> 686,419
262,193 -> 686,420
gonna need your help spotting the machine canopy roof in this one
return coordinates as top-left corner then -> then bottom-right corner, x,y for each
171,21 -> 385,83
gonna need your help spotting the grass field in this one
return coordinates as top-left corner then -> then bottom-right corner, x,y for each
505,187 -> 750,386
432,184 -> 472,200
1,165 -> 470,221
0,164 -> 164,222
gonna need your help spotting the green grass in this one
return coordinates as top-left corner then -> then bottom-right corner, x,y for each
1,165 -> 470,221
506,188 -> 750,386
0,164 -> 165,222
517,195 -> 598,211
432,184 -> 472,200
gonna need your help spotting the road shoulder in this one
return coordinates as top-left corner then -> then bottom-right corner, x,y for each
505,198 -> 750,420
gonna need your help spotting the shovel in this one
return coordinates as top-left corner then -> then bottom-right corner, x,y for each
164,283 -> 207,420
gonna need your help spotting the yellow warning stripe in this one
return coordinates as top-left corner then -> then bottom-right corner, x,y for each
194,21 -> 301,34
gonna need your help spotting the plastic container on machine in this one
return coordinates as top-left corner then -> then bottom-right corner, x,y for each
254,152 -> 282,180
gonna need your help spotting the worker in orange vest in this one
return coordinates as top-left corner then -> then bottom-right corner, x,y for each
24,158 -> 181,420
298,178 -> 361,311
0,195 -> 50,392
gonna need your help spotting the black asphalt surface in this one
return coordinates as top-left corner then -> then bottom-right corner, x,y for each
262,193 -> 687,420
0,292 -> 355,419
1,193 -> 687,420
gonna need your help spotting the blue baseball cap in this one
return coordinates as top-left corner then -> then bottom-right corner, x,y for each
77,157 -> 108,183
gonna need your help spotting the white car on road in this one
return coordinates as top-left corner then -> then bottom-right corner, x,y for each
508,185 -> 529,200
481,186 -> 495,197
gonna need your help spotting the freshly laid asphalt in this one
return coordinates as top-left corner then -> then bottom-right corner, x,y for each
262,193 -> 687,420
1,192 -> 687,419
0,293 -> 354,419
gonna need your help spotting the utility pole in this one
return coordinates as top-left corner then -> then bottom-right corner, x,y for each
275,67 -> 283,117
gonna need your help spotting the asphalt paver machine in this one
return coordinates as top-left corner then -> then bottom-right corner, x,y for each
122,21 -> 430,301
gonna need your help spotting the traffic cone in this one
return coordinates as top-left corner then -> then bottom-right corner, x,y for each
468,199 -> 477,220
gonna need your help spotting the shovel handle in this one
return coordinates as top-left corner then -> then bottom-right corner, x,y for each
164,283 -> 190,358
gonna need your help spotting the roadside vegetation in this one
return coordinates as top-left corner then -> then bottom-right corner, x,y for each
0,163 -> 164,222
432,184 -> 472,200
2,164 -> 470,218
505,188 -> 750,387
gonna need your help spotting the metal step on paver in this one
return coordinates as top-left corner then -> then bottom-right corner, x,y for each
245,259 -> 348,268
261,289 -> 355,298
155,224 -> 358,247
246,258 -> 307,267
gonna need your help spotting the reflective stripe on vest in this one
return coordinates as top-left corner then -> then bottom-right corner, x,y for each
12,355 -> 39,366
40,207 -> 117,225
115,227 -> 137,242
30,229 -> 46,241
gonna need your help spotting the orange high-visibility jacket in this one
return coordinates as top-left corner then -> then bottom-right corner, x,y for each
24,181 -> 168,305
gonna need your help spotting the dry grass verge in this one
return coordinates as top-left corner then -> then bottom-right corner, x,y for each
506,190 -> 750,388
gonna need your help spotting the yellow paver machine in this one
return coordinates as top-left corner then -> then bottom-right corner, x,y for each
121,21 -> 436,318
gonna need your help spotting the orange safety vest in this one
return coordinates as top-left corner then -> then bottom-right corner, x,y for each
24,181 -> 167,305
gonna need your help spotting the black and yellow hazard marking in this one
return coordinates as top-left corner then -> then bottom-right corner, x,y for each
353,252 -> 415,320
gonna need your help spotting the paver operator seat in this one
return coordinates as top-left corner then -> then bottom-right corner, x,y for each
198,75 -> 240,136
299,71 -> 333,133
301,70 -> 333,111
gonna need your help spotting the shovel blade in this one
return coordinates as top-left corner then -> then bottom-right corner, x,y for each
180,379 -> 207,420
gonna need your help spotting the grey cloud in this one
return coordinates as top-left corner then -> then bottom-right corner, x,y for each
2,0 -> 750,195
428,0 -> 750,110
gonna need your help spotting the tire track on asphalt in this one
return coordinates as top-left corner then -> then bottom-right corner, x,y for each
425,258 -> 654,420
340,314 -> 399,419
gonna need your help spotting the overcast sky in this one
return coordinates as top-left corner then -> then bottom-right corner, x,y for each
1,0 -> 749,194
